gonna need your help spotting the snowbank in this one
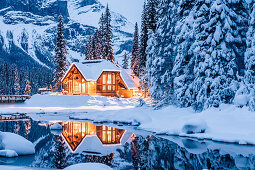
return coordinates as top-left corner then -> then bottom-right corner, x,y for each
1,132 -> 35,155
70,104 -> 255,145
0,94 -> 255,146
0,94 -> 138,114
0,150 -> 18,158
64,163 -> 112,170
50,123 -> 62,130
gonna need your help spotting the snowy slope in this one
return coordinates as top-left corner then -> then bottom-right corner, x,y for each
0,0 -> 140,68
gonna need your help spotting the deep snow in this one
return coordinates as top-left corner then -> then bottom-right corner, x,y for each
1,132 -> 35,155
0,94 -> 255,145
64,163 -> 112,170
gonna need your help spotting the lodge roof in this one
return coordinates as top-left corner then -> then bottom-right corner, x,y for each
61,131 -> 134,155
62,59 -> 139,89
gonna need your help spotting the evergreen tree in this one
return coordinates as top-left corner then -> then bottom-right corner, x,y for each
53,136 -> 67,169
172,0 -> 197,107
104,4 -> 114,62
191,0 -> 249,110
131,22 -> 140,76
13,65 -> 20,95
147,0 -> 177,104
122,52 -> 128,69
53,15 -> 68,90
146,0 -> 159,32
24,72 -> 32,95
243,1 -> 255,111
139,2 -> 149,75
189,0 -> 211,110
98,13 -> 106,59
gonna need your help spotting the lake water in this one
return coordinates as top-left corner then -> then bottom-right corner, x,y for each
0,118 -> 254,169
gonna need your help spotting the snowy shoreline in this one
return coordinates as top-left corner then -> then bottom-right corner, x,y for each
0,94 -> 254,146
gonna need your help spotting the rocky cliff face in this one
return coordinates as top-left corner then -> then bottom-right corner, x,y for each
0,0 -> 133,69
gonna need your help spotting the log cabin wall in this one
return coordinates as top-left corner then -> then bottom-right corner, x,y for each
96,71 -> 118,97
62,65 -> 87,95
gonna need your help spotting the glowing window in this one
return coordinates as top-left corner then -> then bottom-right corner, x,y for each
108,85 -> 111,91
103,74 -> 106,84
107,73 -> 111,84
113,74 -> 115,84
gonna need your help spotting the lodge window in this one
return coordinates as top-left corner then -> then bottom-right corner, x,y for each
97,125 -> 125,144
97,72 -> 117,92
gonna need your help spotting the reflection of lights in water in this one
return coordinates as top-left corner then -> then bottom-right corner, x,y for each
61,121 -> 126,152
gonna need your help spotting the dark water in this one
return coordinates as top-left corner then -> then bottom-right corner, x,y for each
0,118 -> 254,169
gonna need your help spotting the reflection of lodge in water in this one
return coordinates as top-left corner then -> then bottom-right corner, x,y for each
61,121 -> 133,154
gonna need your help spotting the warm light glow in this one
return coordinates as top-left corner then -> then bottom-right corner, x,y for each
62,122 -> 125,152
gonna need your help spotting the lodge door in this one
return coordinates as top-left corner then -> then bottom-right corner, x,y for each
73,75 -> 81,94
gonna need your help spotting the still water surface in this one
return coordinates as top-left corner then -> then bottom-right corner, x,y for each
0,118 -> 254,169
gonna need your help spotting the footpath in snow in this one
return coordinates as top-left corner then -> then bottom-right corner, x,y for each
0,94 -> 255,145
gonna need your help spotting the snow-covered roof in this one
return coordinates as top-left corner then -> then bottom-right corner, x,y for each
62,131 -> 133,155
62,59 -> 139,89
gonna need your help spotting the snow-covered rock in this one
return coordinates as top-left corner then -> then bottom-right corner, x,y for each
0,149 -> 18,158
182,119 -> 207,134
64,163 -> 112,170
1,132 -> 35,155
50,123 -> 62,130
234,94 -> 249,107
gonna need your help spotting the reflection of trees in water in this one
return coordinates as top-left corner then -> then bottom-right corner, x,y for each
127,136 -> 255,169
53,135 -> 67,169
0,119 -> 50,142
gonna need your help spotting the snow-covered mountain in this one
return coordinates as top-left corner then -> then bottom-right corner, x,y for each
0,0 -> 138,69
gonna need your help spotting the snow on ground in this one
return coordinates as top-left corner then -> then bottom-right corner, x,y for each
64,163 -> 112,170
0,150 -> 18,158
1,132 -> 35,155
0,94 -> 255,145
0,94 -> 138,114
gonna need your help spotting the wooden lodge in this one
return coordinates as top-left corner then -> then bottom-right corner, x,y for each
61,59 -> 142,98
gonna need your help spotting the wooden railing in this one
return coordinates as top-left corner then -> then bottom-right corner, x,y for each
0,113 -> 30,121
0,95 -> 31,103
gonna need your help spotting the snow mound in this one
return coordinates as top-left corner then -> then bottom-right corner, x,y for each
64,163 -> 112,170
1,132 -> 35,155
50,123 -> 62,130
182,119 -> 207,134
0,150 -> 18,158
234,94 -> 249,107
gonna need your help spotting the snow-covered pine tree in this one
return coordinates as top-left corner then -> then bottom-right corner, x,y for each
243,1 -> 255,111
122,52 -> 128,69
131,22 -> 140,76
94,29 -> 101,59
85,40 -> 90,60
189,0 -> 211,110
192,0 -> 249,110
24,72 -> 32,95
139,2 -> 149,76
146,0 -> 159,33
98,13 -> 106,59
53,15 -> 68,90
172,0 -> 197,107
13,65 -> 20,95
53,136 -> 67,169
90,34 -> 97,60
147,0 -> 178,104
104,4 -> 114,62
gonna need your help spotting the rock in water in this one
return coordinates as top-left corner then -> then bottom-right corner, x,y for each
50,123 -> 63,130
0,149 -> 18,158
